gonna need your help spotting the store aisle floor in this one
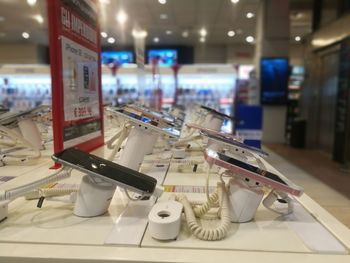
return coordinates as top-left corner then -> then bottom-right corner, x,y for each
264,144 -> 350,229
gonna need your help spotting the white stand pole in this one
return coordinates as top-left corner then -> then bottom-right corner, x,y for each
118,127 -> 159,170
203,113 -> 224,132
17,118 -> 43,150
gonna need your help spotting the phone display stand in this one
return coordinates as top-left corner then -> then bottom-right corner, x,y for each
74,116 -> 167,218
17,118 -> 44,150
74,175 -> 116,217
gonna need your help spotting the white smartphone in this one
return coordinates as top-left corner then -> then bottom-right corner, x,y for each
187,122 -> 268,157
105,106 -> 180,138
204,149 -> 303,196
0,105 -> 50,127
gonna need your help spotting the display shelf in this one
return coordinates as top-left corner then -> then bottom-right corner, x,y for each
0,141 -> 350,262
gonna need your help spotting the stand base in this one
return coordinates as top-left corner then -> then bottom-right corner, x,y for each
74,175 -> 116,218
228,178 -> 264,223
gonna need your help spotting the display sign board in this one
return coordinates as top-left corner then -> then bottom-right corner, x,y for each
48,0 -> 104,154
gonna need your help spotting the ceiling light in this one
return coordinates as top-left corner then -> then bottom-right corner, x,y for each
246,12 -> 255,19
158,0 -> 167,4
107,37 -> 115,44
116,10 -> 128,25
295,36 -> 301,42
22,32 -> 30,39
200,37 -> 206,43
33,15 -> 44,24
231,0 -> 239,3
227,30 -> 235,37
160,14 -> 168,19
153,37 -> 160,43
27,0 -> 37,6
182,31 -> 189,38
246,36 -> 254,43
132,29 -> 148,38
165,30 -> 172,35
101,32 -> 108,38
0,16 -> 5,22
199,28 -> 207,37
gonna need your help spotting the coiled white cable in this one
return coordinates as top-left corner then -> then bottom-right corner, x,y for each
0,168 -> 72,202
25,187 -> 78,200
175,181 -> 231,241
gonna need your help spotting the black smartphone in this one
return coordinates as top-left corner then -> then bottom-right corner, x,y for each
52,148 -> 157,196
200,105 -> 233,120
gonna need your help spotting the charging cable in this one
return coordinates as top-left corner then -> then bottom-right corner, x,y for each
106,123 -> 131,161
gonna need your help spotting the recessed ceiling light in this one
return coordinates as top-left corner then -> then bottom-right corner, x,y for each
158,0 -> 167,4
246,36 -> 254,43
246,12 -> 255,19
166,30 -> 172,35
33,14 -> 44,24
199,28 -> 207,37
132,29 -> 148,38
231,0 -> 239,3
160,14 -> 168,19
200,37 -> 206,43
295,36 -> 301,42
101,32 -> 108,38
116,10 -> 128,25
0,16 -> 5,22
22,32 -> 30,39
227,30 -> 235,37
182,31 -> 189,38
153,37 -> 160,43
27,0 -> 37,6
107,37 -> 115,44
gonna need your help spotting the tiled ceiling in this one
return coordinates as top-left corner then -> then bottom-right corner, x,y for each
0,0 -> 312,46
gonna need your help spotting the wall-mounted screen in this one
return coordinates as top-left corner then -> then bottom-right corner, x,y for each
148,49 -> 177,66
260,58 -> 289,105
101,51 -> 133,65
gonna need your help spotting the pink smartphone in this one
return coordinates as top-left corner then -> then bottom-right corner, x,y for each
204,149 -> 303,197
186,122 -> 268,157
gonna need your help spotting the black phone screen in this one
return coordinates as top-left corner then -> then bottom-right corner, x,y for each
216,152 -> 287,185
53,148 -> 157,194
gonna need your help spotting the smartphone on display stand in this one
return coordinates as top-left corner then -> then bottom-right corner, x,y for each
204,149 -> 303,196
200,105 -> 233,120
52,148 -> 158,196
0,105 -> 50,127
106,106 -> 181,138
187,122 -> 268,157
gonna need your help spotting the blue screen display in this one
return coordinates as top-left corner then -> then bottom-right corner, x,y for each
101,51 -> 133,65
260,58 -> 289,105
148,49 -> 177,66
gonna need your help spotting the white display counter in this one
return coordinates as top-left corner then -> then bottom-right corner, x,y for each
0,142 -> 349,263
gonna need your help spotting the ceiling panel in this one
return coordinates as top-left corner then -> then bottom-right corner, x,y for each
0,0 -> 312,47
